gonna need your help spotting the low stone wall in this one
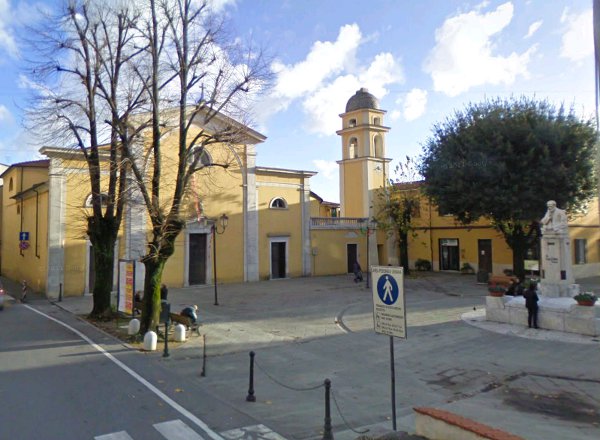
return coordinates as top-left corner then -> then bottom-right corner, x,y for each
486,296 -> 600,336
414,407 -> 525,440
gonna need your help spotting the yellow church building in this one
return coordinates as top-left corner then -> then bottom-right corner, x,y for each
1,89 -> 599,298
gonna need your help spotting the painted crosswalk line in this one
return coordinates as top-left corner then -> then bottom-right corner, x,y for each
95,431 -> 135,440
220,424 -> 286,440
154,419 -> 206,439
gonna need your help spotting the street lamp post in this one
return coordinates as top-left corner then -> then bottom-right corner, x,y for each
212,213 -> 229,306
359,219 -> 373,289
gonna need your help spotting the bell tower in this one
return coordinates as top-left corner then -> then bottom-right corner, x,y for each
336,88 -> 391,219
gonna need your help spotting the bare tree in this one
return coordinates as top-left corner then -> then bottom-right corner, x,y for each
124,0 -> 270,332
25,0 -> 145,318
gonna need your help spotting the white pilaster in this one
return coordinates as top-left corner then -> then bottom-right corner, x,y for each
301,178 -> 312,276
125,137 -> 147,291
245,146 -> 259,281
46,159 -> 66,299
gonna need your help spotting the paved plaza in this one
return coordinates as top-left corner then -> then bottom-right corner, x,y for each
2,272 -> 600,440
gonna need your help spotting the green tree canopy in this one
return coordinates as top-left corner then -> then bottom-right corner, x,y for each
419,97 -> 597,277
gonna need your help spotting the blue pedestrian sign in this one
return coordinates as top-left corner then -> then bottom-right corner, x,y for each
377,274 -> 399,305
372,266 -> 406,338
19,232 -> 29,241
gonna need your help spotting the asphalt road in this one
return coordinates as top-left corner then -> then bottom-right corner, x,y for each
0,301 -> 257,440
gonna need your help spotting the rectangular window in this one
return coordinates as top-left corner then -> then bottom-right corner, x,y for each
574,239 -> 587,264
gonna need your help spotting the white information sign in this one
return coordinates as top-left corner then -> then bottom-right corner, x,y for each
371,266 -> 406,338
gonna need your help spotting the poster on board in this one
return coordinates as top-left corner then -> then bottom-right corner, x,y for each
118,259 -> 135,315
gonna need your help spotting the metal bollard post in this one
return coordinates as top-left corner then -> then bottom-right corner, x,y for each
200,334 -> 207,377
163,321 -> 170,358
59,283 -> 63,302
323,379 -> 333,440
246,351 -> 256,402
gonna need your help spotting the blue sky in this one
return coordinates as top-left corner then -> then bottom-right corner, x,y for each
0,0 -> 595,203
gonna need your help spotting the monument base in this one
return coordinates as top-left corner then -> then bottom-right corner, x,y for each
485,296 -> 600,336
539,282 -> 580,298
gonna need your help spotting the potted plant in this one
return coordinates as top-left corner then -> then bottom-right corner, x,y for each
488,285 -> 506,297
573,292 -> 598,306
460,262 -> 474,274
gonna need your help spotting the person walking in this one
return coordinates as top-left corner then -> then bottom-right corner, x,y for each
523,282 -> 539,329
353,260 -> 363,283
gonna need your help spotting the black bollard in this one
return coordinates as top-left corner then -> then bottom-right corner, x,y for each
323,379 -> 333,440
59,283 -> 63,302
163,321 -> 170,358
200,334 -> 207,377
246,351 -> 256,402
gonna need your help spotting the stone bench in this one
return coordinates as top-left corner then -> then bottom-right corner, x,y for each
414,407 -> 525,440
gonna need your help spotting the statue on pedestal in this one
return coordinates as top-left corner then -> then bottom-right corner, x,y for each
539,200 -> 577,297
540,200 -> 568,235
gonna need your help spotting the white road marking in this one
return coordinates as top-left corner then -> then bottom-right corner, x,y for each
25,305 -> 223,440
154,419 -> 205,439
95,431 -> 135,440
220,424 -> 287,440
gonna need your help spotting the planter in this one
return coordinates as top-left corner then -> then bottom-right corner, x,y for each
489,291 -> 505,297
576,300 -> 596,307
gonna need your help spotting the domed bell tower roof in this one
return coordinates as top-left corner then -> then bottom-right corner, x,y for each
345,88 -> 379,112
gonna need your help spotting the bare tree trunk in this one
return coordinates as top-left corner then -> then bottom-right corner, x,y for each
87,216 -> 119,318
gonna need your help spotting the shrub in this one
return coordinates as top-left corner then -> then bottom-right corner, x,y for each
415,259 -> 432,271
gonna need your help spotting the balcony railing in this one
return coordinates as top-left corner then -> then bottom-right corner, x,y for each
310,217 -> 368,229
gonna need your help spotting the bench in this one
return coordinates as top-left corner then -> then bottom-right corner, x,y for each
169,312 -> 201,336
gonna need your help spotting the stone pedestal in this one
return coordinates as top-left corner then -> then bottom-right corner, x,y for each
540,233 -> 578,298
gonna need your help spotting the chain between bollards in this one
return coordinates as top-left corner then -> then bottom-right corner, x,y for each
200,334 -> 207,377
323,378 -> 333,440
246,351 -> 256,402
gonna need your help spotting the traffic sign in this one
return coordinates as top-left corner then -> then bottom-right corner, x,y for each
19,231 -> 29,241
372,266 -> 406,338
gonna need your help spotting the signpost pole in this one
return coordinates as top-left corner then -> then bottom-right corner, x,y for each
390,335 -> 397,431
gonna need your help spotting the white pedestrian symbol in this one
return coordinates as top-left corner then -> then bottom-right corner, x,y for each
382,275 -> 394,302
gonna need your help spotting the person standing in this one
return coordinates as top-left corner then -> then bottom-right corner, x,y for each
523,282 -> 539,329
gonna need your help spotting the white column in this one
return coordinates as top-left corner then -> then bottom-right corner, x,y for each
46,159 -> 66,299
245,146 -> 259,281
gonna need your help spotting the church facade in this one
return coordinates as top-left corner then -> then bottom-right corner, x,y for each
1,89 -> 598,298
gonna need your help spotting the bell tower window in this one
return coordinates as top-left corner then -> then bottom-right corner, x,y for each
349,137 -> 358,158
374,117 -> 381,125
349,118 -> 357,128
374,135 -> 383,158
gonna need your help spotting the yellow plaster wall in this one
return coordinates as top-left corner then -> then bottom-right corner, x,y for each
310,229 -> 367,276
342,161 -> 365,218
1,167 -> 49,292
257,180 -> 304,279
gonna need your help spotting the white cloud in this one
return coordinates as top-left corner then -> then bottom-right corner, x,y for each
0,104 -> 13,123
390,110 -> 401,121
560,8 -> 593,63
313,159 -> 338,180
0,0 -> 18,57
524,20 -> 542,39
208,0 -> 237,13
255,23 -> 404,136
403,88 -> 427,121
424,2 -> 536,97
